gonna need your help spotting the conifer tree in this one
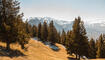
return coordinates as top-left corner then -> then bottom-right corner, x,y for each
41,21 -> 48,42
25,21 -> 33,37
65,31 -> 70,46
47,21 -> 58,45
96,34 -> 105,58
32,25 -> 37,37
56,32 -> 61,43
95,39 -> 98,50
0,0 -> 30,50
88,38 -> 96,58
61,29 -> 66,45
37,22 -> 42,40
66,30 -> 74,55
70,17 -> 88,60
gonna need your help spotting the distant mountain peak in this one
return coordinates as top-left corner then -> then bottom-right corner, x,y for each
28,17 -> 105,39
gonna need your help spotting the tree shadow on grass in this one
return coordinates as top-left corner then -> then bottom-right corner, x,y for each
68,57 -> 78,60
50,44 -> 60,51
0,46 -> 25,58
33,38 -> 60,52
44,42 -> 60,51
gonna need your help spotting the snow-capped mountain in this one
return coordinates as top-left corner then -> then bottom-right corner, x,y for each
28,17 -> 73,32
28,17 -> 105,39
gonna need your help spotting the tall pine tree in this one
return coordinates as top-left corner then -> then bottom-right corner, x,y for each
66,30 -> 74,55
96,34 -> 105,58
61,29 -> 66,45
32,25 -> 37,37
88,38 -> 96,58
0,0 -> 30,50
70,17 -> 88,60
25,21 -> 33,37
37,22 -> 42,40
41,21 -> 48,42
47,21 -> 58,45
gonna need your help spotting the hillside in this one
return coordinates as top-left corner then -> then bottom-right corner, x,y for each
0,39 -> 75,60
0,39 -> 105,60
89,59 -> 105,60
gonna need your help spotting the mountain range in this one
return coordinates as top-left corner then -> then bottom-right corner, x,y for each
28,17 -> 105,40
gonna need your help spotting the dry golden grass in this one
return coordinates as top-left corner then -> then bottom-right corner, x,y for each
1,39 -> 104,60
0,39 -> 75,60
89,59 -> 105,60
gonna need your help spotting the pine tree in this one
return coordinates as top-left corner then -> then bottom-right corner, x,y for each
56,32 -> 61,43
41,21 -> 48,42
70,17 -> 88,60
25,21 -> 33,37
88,38 -> 96,58
47,21 -> 58,45
96,39 -> 98,50
32,25 -> 37,37
96,34 -> 105,58
37,22 -> 42,40
0,0 -> 30,50
66,30 -> 74,55
61,29 -> 66,45
65,31 -> 70,47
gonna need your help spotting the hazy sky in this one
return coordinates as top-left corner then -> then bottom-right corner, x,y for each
20,0 -> 105,21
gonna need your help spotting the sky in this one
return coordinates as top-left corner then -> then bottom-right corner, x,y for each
19,0 -> 105,22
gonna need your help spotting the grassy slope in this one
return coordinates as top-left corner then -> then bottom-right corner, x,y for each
0,39 -> 105,60
89,58 -> 105,60
0,39 -> 73,60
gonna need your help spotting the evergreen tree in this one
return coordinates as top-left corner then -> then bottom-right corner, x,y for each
0,0 -> 30,50
96,34 -> 105,58
32,25 -> 37,37
65,31 -> 70,46
95,39 -> 98,50
61,29 -> 66,45
47,21 -> 58,45
25,21 -> 33,37
41,21 -> 48,42
88,38 -> 96,58
70,17 -> 88,60
56,32 -> 61,43
66,30 -> 74,55
37,22 -> 42,40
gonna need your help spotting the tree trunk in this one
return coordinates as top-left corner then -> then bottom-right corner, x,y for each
6,42 -> 10,51
76,54 -> 78,59
78,55 -> 80,60
21,44 -> 25,49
